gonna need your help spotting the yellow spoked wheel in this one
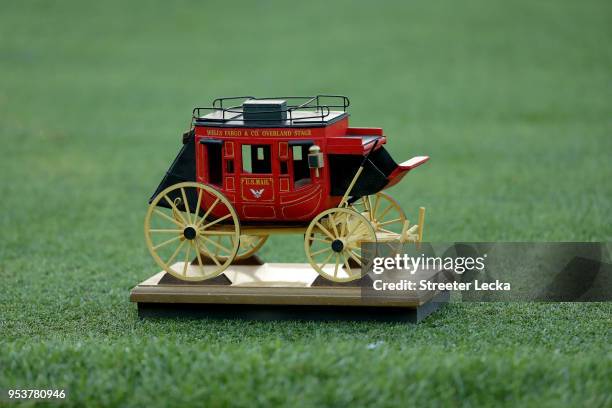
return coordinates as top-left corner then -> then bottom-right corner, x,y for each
304,208 -> 377,282
350,192 -> 407,239
217,235 -> 268,261
144,182 -> 240,281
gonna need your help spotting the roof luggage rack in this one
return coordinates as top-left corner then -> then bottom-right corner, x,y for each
192,95 -> 350,126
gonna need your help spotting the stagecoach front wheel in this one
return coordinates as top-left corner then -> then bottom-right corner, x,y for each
144,182 -> 240,281
304,208 -> 377,282
350,192 -> 407,239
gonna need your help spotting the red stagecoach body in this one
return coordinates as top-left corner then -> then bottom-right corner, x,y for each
150,95 -> 429,224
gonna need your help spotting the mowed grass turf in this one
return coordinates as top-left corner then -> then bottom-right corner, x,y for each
1,0 -> 611,406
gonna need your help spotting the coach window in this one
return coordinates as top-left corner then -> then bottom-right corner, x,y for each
201,140 -> 222,185
242,144 -> 271,174
290,142 -> 312,187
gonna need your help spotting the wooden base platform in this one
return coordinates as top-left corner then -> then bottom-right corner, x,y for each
130,263 -> 448,323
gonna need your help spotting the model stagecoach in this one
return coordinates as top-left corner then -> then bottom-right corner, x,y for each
145,95 -> 429,282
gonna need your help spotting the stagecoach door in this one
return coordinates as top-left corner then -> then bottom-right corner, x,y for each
278,142 -> 291,194
238,142 -> 276,219
277,139 -> 322,221
287,140 -> 314,189
278,140 -> 315,193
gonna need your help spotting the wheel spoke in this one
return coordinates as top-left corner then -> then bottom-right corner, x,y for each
379,217 -> 402,227
358,196 -> 366,212
334,254 -> 341,277
365,195 -> 373,220
166,240 -> 186,265
200,213 -> 232,230
163,195 -> 188,225
196,197 -> 220,228
346,219 -> 363,239
347,243 -> 362,253
194,188 -> 203,220
211,254 -> 222,266
347,249 -> 362,266
202,236 -> 232,255
181,187 -> 191,224
154,209 -> 184,228
230,235 -> 267,260
193,241 -> 205,275
198,238 -> 210,253
309,236 -> 332,244
208,250 -> 222,267
342,253 -> 353,276
150,229 -> 182,233
182,243 -> 191,276
315,222 -> 335,241
197,238 -> 221,267
372,194 -> 381,219
200,230 -> 237,236
340,213 -> 348,237
318,251 -> 334,270
239,236 -> 255,251
311,247 -> 332,257
214,236 -> 221,256
377,204 -> 394,222
329,214 -> 340,238
243,237 -> 257,249
153,235 -> 181,250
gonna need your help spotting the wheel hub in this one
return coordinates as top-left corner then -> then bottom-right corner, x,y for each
183,226 -> 197,240
331,239 -> 344,253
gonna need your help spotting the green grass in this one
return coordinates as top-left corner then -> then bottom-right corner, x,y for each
1,0 -> 611,406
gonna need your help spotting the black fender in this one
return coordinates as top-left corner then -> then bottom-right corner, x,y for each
148,130 -> 197,210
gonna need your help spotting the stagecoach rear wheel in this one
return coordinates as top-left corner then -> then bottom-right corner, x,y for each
216,234 -> 268,261
144,182 -> 240,281
350,192 -> 407,239
304,208 -> 377,282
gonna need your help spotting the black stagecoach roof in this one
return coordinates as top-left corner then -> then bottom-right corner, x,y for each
193,95 -> 350,128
